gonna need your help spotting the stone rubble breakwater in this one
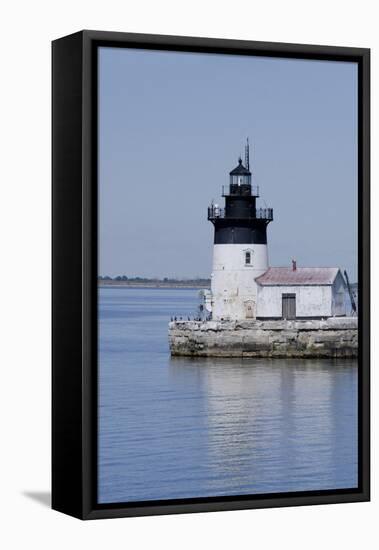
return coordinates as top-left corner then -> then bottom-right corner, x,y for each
168,317 -> 358,358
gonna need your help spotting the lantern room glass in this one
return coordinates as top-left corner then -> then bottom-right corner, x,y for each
230,174 -> 251,186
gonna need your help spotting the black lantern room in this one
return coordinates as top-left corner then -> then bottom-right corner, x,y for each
208,143 -> 273,245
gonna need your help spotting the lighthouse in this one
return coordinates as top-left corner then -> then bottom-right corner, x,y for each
170,140 -> 354,357
207,141 -> 273,320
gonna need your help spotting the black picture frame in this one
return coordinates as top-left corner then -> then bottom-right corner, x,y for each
52,30 -> 370,520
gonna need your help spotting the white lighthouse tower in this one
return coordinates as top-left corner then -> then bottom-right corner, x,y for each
208,141 -> 273,320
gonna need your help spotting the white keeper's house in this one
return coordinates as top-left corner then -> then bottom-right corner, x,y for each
255,266 -> 347,320
205,141 -> 351,322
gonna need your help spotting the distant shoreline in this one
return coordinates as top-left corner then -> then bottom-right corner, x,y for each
98,280 -> 356,291
98,281 -> 210,289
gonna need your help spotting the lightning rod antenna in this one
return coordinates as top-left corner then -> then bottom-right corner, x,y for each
245,137 -> 250,170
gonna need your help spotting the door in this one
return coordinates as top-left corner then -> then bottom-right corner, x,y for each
244,300 -> 255,319
282,293 -> 296,319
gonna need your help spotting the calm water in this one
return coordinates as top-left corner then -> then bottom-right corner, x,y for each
98,287 -> 358,504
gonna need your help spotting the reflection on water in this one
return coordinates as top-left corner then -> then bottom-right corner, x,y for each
98,288 -> 358,504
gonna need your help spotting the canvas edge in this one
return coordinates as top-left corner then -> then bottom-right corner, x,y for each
52,30 -> 370,520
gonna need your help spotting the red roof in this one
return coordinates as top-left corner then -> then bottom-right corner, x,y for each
255,267 -> 341,286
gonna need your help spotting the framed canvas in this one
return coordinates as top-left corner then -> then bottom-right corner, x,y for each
52,30 -> 370,519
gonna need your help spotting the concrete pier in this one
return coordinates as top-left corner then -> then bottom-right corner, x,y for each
168,317 -> 358,358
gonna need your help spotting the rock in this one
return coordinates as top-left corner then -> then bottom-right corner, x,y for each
168,318 -> 358,358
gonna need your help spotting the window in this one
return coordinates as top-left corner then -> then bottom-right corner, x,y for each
245,251 -> 251,265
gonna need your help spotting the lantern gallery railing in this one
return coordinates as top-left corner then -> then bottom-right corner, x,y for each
208,206 -> 274,221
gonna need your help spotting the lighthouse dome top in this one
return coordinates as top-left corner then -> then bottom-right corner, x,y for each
229,158 -> 251,176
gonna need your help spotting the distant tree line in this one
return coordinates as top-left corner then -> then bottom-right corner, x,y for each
98,275 -> 211,283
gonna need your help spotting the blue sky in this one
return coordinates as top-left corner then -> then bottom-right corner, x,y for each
99,47 -> 358,280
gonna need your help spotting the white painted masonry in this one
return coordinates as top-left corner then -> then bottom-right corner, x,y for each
256,270 -> 347,318
211,243 -> 268,320
257,284 -> 332,318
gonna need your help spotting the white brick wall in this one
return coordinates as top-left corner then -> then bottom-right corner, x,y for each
256,284 -> 333,318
